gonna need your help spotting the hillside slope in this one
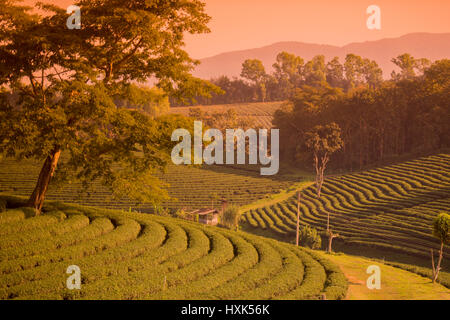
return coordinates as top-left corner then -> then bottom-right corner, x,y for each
170,101 -> 284,129
242,154 -> 450,261
1,197 -> 447,300
0,159 -> 298,213
317,253 -> 449,300
0,197 -> 346,300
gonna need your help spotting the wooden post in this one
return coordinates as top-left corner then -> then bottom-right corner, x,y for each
327,212 -> 330,232
436,242 -> 444,282
431,248 -> 436,282
296,191 -> 301,246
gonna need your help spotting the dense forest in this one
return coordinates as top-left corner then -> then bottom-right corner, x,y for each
274,57 -> 449,170
174,53 -> 449,171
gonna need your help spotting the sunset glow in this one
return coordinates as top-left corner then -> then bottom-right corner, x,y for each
24,0 -> 450,58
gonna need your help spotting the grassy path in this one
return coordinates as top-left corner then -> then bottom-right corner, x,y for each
317,252 -> 450,300
238,181 -> 314,214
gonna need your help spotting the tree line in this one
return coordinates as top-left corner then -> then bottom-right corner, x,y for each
172,51 -> 415,106
274,57 -> 449,171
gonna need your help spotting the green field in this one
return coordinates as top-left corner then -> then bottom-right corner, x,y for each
317,252 -> 449,300
0,196 -> 347,300
170,101 -> 285,129
0,160 -> 299,212
0,101 -> 299,212
1,153 -> 449,299
0,100 -> 449,298
241,154 -> 450,284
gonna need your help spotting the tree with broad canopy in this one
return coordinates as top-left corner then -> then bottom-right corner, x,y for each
0,0 -> 220,214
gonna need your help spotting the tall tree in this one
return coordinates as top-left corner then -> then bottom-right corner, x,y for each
326,57 -> 345,88
241,59 -> 267,102
273,51 -> 304,98
273,57 -> 449,173
303,55 -> 327,86
391,53 -> 430,81
0,0 -> 218,213
362,58 -> 383,88
305,123 -> 343,198
273,51 -> 304,84
344,54 -> 365,90
296,191 -> 301,246
304,123 -> 343,253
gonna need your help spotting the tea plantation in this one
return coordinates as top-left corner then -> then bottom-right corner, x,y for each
0,196 -> 346,300
242,154 -> 450,262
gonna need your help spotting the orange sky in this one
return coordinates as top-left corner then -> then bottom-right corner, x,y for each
23,0 -> 450,58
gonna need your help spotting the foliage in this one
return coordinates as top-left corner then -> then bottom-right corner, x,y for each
172,101 -> 282,129
114,85 -> 170,117
304,122 -> 343,198
241,59 -> 267,102
0,0 -> 219,212
298,225 -> 322,250
391,53 -> 431,81
242,153 -> 450,261
241,59 -> 267,85
176,52 -> 384,106
274,59 -> 450,170
0,196 -> 347,300
188,107 -> 251,131
433,213 -> 450,245
304,123 -> 344,158
221,205 -> 241,231
0,156 -> 296,212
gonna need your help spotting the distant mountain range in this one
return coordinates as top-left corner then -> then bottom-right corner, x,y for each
192,33 -> 450,80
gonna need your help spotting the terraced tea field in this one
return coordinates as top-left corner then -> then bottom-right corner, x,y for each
242,154 -> 450,261
0,196 -> 347,300
0,160 -> 298,212
170,101 -> 284,129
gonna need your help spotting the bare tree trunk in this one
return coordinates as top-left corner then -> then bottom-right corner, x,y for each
327,211 -> 330,232
359,118 -> 363,170
327,230 -> 338,253
314,154 -> 321,197
317,168 -> 323,198
317,178 -> 323,198
296,191 -> 301,246
432,243 -> 444,283
327,212 -> 331,253
314,153 -> 328,198
431,249 -> 435,281
26,147 -> 61,214
328,231 -> 333,253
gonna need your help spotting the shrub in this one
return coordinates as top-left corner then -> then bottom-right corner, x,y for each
299,225 -> 322,249
221,205 -> 240,230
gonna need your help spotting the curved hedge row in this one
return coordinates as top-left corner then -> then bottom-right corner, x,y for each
243,154 -> 450,261
0,159 -> 297,212
0,197 -> 346,300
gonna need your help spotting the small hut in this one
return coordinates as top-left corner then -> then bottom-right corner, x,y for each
191,208 -> 220,226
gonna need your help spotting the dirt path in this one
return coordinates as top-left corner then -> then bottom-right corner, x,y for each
317,252 -> 450,300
